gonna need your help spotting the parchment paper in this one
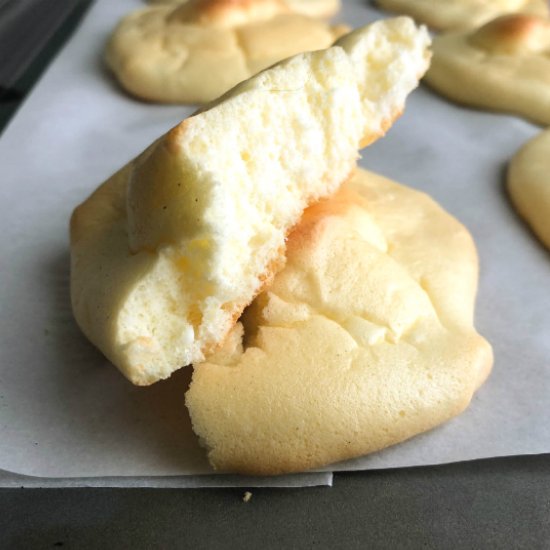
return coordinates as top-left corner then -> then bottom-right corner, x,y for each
0,0 -> 548,487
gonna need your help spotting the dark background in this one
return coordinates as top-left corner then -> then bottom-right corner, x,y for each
3,456 -> 550,549
1,2 -> 549,548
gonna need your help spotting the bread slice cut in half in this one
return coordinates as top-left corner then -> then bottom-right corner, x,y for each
70,18 -> 431,385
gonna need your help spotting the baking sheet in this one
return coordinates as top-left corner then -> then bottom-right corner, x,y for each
0,0 -> 548,487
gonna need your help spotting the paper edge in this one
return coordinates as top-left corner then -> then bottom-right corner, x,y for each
0,468 -> 333,488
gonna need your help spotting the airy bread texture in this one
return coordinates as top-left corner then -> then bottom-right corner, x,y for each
508,129 -> 550,249
71,19 -> 432,386
148,0 -> 341,19
424,14 -> 550,125
106,0 -> 349,104
186,169 -> 493,475
376,0 -> 548,31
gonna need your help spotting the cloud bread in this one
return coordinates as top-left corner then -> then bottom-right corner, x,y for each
186,169 -> 493,475
106,0 -> 349,104
71,19 -> 432,386
375,0 -> 548,32
508,129 -> 550,249
424,14 -> 550,125
149,0 -> 342,19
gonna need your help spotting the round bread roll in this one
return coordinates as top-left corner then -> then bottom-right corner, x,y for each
148,0 -> 341,19
186,169 -> 493,476
508,129 -> 550,249
424,14 -> 550,125
71,19 -> 432,386
106,0 -> 349,104
375,0 -> 548,31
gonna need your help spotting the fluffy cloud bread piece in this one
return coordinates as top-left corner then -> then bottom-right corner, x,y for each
106,0 -> 349,104
376,0 -> 548,31
508,129 -> 550,249
424,14 -> 550,125
148,0 -> 342,19
186,169 -> 493,475
71,19 -> 431,386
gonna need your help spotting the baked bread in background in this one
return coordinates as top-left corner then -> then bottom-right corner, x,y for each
186,169 -> 493,475
71,19 -> 431,386
375,0 -> 548,31
106,0 -> 349,104
148,0 -> 342,19
508,129 -> 550,249
424,14 -> 550,125
281,0 -> 340,18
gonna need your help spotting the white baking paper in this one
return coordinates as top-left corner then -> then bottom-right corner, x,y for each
0,0 -> 548,488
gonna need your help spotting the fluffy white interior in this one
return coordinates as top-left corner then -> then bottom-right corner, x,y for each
113,19 -> 431,384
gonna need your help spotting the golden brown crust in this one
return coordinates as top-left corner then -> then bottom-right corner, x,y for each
507,128 -> 550,250
376,0 -> 549,32
359,108 -> 403,148
425,13 -> 550,125
187,169 -> 492,476
70,169 -> 129,245
468,13 -> 550,53
150,0 -> 341,18
106,2 -> 346,104
168,0 -> 289,26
